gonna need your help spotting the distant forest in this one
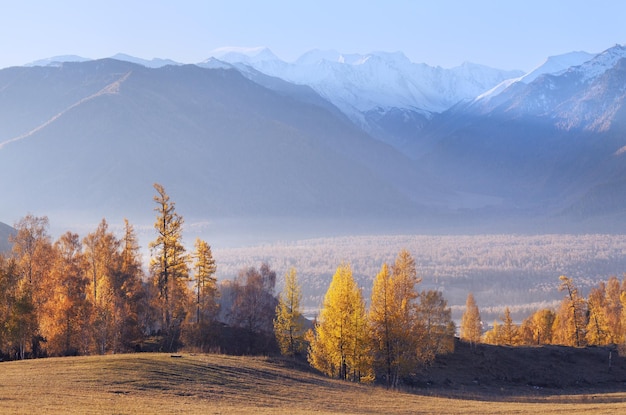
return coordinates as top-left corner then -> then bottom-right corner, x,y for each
214,234 -> 626,321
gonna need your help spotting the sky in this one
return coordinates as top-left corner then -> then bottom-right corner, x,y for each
0,0 -> 624,72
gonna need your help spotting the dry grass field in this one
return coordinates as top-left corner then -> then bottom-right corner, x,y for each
1,352 -> 625,414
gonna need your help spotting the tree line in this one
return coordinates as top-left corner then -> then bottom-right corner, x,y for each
460,274 -> 626,348
0,183 -> 457,388
0,184 -> 277,358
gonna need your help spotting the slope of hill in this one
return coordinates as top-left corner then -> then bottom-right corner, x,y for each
0,221 -> 14,252
0,351 -> 624,414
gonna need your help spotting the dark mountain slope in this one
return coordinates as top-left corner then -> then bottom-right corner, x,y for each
0,221 -> 14,253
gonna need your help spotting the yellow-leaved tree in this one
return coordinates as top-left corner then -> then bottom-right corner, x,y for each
183,238 -> 219,351
274,267 -> 305,357
460,292 -> 482,347
149,183 -> 190,351
553,275 -> 587,347
307,263 -> 371,382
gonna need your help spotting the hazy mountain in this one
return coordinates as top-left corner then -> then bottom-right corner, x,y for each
0,59 -> 446,235
25,55 -> 91,67
108,54 -> 181,68
0,221 -> 14,252
413,45 -> 626,227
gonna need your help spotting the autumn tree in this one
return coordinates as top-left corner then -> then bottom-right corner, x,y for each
500,307 -> 519,345
553,275 -> 587,347
83,219 -> 121,354
604,276 -> 623,344
308,263 -> 370,382
586,282 -> 610,345
183,238 -> 219,351
115,219 -> 148,351
519,308 -> 555,345
8,214 -> 53,356
149,183 -> 190,350
414,290 -> 455,363
40,232 -> 90,356
390,250 -> 420,384
274,267 -> 305,357
229,263 -> 277,353
460,292 -> 482,346
368,263 -> 395,387
0,252 -> 38,360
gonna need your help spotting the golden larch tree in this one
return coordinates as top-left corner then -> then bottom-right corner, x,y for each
149,183 -> 190,350
274,267 -> 305,357
553,275 -> 587,347
414,290 -> 455,363
308,263 -> 370,382
460,292 -> 482,346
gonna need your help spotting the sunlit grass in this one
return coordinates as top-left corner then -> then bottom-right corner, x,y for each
0,353 -> 624,414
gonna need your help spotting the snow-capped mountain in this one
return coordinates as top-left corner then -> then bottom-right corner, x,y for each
476,51 -> 595,101
410,44 -> 626,226
466,44 -> 626,132
205,47 -> 523,150
208,48 -> 523,119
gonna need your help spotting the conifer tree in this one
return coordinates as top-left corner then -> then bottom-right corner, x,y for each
500,307 -> 519,345
116,219 -> 147,351
149,183 -> 190,350
554,275 -> 587,347
369,263 -> 395,387
460,292 -> 482,346
604,276 -> 623,344
193,238 -> 218,325
586,283 -> 610,345
183,238 -> 219,351
414,290 -> 455,362
274,267 -> 305,357
308,263 -> 370,382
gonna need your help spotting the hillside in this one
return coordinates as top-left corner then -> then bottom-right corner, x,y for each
0,221 -> 13,252
421,339 -> 626,396
0,350 -> 625,414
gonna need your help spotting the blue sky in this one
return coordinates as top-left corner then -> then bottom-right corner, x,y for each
1,0 -> 624,71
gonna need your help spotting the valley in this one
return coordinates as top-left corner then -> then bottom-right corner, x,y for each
212,233 -> 626,322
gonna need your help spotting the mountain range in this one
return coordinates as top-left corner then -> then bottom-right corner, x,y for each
1,44 -> 626,241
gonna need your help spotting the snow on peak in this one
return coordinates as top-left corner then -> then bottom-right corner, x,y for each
206,47 -> 279,64
475,51 -> 594,101
575,44 -> 626,82
295,49 -> 343,65
220,48 -> 522,122
109,53 -> 181,68
520,51 -> 595,83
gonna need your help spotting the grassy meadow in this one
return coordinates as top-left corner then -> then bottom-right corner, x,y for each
0,353 -> 625,414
